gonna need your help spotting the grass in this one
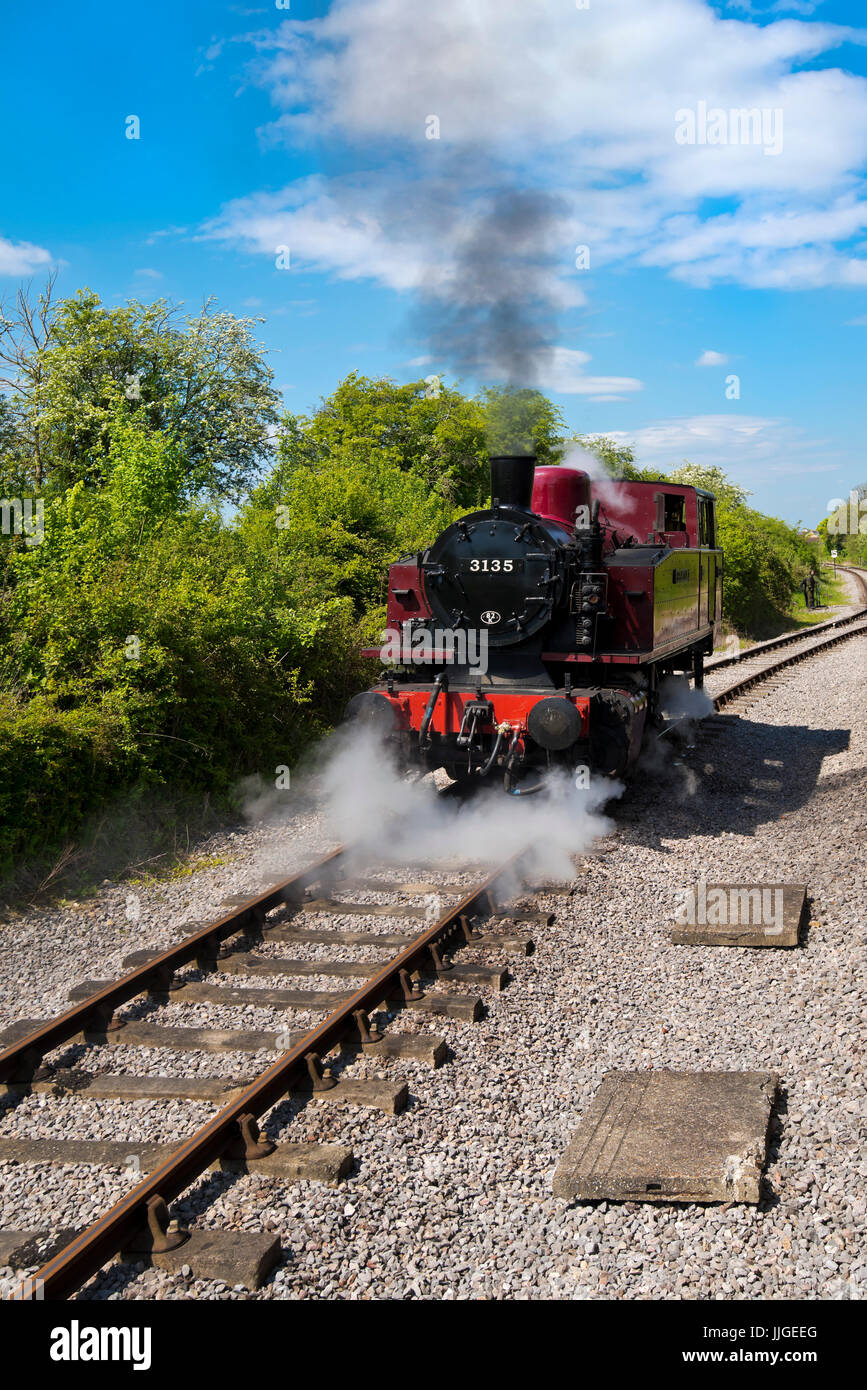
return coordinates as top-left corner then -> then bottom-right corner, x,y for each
0,787 -> 241,913
129,852 -> 231,888
713,572 -> 850,653
787,571 -> 847,625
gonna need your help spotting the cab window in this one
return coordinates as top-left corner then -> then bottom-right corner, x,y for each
663,495 -> 685,531
698,498 -> 715,547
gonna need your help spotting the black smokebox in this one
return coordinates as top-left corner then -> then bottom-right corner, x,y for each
490,455 -> 536,510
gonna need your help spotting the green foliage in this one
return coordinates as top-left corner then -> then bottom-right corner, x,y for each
480,385 -> 565,464
667,463 -> 749,509
817,487 -> 867,567
247,451 -> 456,635
283,371 -> 490,510
0,394 -> 18,456
9,290 -> 279,502
0,694 -> 136,867
848,533 -> 867,566
0,410 -> 361,868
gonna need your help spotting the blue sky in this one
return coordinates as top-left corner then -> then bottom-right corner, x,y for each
2,0 -> 866,526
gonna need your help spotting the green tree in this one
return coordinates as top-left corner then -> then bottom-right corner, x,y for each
0,408 -> 361,867
667,463 -> 749,508
566,434 -> 666,481
818,486 -> 867,566
283,372 -> 490,510
480,385 -> 565,464
0,394 -> 19,455
2,287 -> 279,501
0,273 -> 58,486
248,444 -> 458,636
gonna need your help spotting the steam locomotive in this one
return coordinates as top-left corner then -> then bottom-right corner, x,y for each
348,454 -> 722,790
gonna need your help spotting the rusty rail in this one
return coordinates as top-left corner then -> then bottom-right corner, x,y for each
0,848 -> 346,1087
16,852 -> 525,1300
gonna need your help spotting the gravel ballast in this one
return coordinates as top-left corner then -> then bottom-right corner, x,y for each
1,630 -> 864,1301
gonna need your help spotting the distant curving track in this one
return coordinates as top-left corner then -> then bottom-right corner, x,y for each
705,563 -> 867,675
706,564 -> 867,712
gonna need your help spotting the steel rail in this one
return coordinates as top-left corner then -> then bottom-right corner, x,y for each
0,849 -> 346,1087
705,564 -> 867,672
712,615 -> 867,710
20,852 -> 525,1300
837,563 -> 867,603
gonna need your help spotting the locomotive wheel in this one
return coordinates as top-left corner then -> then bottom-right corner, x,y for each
589,690 -> 632,778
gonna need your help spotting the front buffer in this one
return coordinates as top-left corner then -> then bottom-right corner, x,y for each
345,679 -> 647,792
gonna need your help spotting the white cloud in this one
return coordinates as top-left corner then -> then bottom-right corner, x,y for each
695,349 -> 728,366
245,0 -> 862,183
212,0 -> 867,299
601,412 -> 843,478
606,413 -> 779,456
144,226 -> 189,245
642,197 -> 867,288
134,267 -> 163,279
196,35 -> 226,76
593,411 -> 850,523
532,347 -> 643,397
0,236 -> 53,277
398,346 -> 642,395
203,175 -> 583,311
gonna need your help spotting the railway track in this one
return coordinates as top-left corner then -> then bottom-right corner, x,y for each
709,620 -> 867,713
0,846 -> 557,1300
704,563 -> 867,676
691,563 -> 867,717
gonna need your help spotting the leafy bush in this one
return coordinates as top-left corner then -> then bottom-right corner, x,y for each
0,407 -> 363,869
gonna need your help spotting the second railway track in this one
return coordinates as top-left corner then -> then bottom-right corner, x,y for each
702,565 -> 867,714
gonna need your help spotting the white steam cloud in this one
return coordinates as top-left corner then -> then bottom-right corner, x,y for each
283,724 -> 621,882
659,673 -> 713,723
634,674 -> 713,799
559,443 -> 644,529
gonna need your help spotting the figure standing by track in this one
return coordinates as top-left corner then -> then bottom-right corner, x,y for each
801,569 -> 817,609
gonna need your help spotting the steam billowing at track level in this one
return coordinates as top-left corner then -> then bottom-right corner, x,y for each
316,722 -> 621,884
348,452 -> 723,793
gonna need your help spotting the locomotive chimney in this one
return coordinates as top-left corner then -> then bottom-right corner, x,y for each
489,454 -> 536,510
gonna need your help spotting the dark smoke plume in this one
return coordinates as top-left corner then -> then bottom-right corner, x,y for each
412,185 -> 569,389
